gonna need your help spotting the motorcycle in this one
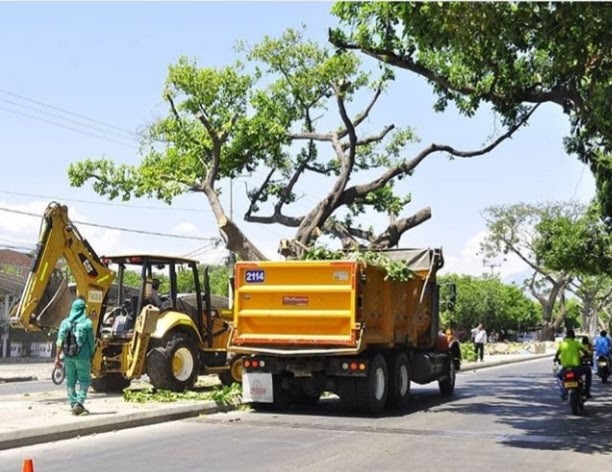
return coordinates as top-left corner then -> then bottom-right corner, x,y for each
596,355 -> 609,384
561,368 -> 586,415
554,362 -> 588,415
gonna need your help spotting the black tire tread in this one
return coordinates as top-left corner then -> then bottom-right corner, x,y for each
146,333 -> 199,392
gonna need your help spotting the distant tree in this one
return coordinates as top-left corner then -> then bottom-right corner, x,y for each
68,28 -> 533,260
479,202 -> 584,340
331,2 -> 612,219
570,276 -> 612,335
558,298 -> 582,332
204,264 -> 230,297
535,201 -> 612,276
534,201 -> 612,334
439,274 -> 540,339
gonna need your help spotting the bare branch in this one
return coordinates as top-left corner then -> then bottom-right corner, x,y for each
369,207 -> 432,248
337,86 -> 384,140
289,131 -> 334,141
338,105 -> 539,206
244,167 -> 276,218
342,124 -> 395,151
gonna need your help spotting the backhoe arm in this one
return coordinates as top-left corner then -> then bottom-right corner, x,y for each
9,202 -> 115,332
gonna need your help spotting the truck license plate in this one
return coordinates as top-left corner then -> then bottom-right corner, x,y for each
242,372 -> 273,403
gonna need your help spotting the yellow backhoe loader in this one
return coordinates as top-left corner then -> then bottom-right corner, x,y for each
10,202 -> 242,392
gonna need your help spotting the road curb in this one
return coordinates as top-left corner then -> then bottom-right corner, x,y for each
0,400 -> 223,451
461,353 -> 554,372
0,376 -> 37,384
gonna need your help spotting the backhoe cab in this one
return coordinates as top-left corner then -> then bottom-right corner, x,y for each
94,254 -> 236,392
10,202 -> 240,392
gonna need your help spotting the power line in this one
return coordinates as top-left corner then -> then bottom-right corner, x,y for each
0,104 -> 138,149
0,189 -> 211,213
0,96 -> 139,142
0,89 -> 138,138
0,207 -> 219,242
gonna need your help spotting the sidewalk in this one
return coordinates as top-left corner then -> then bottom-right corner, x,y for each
0,349 -> 554,451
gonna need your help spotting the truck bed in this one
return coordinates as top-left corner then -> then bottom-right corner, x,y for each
232,251 -> 440,352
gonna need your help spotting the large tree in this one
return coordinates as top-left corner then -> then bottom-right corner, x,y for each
480,202 -> 584,339
68,28 -> 531,260
535,202 -> 612,333
331,2 -> 612,220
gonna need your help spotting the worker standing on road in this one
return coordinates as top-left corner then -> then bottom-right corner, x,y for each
471,323 -> 487,362
54,297 -> 95,416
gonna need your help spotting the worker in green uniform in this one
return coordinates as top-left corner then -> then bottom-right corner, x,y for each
54,297 -> 95,415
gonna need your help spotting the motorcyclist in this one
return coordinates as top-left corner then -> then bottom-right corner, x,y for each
553,329 -> 592,400
580,335 -> 593,367
593,330 -> 612,364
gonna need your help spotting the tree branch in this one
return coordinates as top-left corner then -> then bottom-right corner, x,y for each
331,38 -> 569,108
369,207 -> 432,248
342,124 -> 395,151
339,105 -> 539,206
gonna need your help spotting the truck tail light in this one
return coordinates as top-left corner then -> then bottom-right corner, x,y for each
341,360 -> 367,372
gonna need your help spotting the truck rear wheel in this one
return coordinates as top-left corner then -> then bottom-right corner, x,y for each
387,352 -> 411,409
146,333 -> 200,392
219,355 -> 243,386
355,354 -> 388,414
438,356 -> 456,395
90,373 -> 131,393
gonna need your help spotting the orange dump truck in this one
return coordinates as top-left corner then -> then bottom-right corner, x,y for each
230,248 -> 461,413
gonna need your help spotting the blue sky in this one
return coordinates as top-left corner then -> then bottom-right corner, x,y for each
0,2 -> 595,277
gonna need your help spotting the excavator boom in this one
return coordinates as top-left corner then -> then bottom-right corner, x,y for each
9,202 -> 115,332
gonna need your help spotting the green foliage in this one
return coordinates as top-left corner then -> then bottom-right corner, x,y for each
171,264 -> 230,296
439,274 -> 541,334
535,201 -> 612,276
558,298 -> 582,331
122,383 -> 241,406
68,25 -> 431,259
480,201 -> 585,270
207,264 -> 231,297
331,2 -> 612,219
460,342 -> 477,363
208,383 -> 242,407
301,246 -> 414,281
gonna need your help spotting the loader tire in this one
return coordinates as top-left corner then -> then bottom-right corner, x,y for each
146,333 -> 200,392
219,355 -> 243,386
90,373 -> 131,393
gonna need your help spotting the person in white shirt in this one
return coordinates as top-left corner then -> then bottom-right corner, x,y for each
471,323 -> 487,362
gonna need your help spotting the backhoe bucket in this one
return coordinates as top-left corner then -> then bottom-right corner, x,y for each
31,273 -> 72,328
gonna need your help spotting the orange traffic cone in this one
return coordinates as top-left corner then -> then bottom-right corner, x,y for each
22,458 -> 34,472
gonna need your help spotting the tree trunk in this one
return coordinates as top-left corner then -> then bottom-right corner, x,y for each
539,322 -> 555,342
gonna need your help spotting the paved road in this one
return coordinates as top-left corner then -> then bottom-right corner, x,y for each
2,358 -> 610,472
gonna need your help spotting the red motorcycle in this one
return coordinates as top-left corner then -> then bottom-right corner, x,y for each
561,368 -> 586,415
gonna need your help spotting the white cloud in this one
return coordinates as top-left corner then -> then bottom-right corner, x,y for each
440,230 -> 529,279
